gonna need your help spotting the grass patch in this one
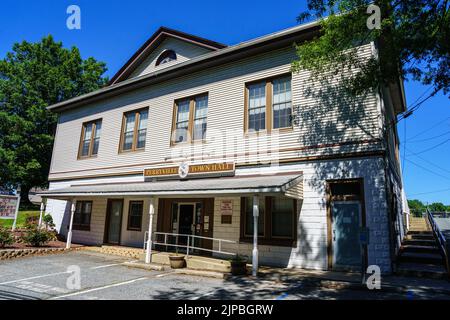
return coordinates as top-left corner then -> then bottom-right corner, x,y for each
0,211 -> 40,228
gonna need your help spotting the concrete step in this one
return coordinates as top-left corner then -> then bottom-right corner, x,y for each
398,251 -> 444,265
403,239 -> 437,246
400,245 -> 440,254
396,262 -> 448,280
406,234 -> 434,240
150,252 -> 231,273
186,255 -> 231,273
408,231 -> 432,235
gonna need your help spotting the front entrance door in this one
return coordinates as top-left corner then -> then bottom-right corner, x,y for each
105,199 -> 123,245
331,201 -> 362,270
178,204 -> 194,245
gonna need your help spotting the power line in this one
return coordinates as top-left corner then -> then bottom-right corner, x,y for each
405,146 -> 450,175
409,130 -> 450,143
407,116 -> 450,140
407,138 -> 450,155
404,158 -> 450,182
408,187 -> 450,196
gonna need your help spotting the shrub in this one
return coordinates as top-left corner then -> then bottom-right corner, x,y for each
0,227 -> 14,248
43,214 -> 55,229
21,225 -> 53,247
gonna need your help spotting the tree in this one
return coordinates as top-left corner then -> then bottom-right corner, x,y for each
428,202 -> 447,212
292,0 -> 449,109
0,35 -> 108,205
408,199 -> 426,217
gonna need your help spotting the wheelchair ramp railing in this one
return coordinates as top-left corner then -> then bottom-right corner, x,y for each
144,231 -> 237,257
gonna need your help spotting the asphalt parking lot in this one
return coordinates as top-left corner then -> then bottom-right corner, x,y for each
0,250 -> 449,300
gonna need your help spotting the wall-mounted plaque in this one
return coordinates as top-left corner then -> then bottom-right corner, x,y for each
220,200 -> 233,216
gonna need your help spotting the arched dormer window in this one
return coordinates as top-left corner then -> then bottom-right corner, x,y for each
155,50 -> 177,66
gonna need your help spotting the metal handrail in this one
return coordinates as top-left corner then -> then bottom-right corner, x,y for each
426,208 -> 450,279
143,231 -> 237,256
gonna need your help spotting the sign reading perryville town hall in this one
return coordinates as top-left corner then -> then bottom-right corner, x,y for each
144,162 -> 235,179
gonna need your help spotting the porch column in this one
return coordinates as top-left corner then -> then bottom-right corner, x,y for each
38,201 -> 45,228
66,199 -> 76,249
252,195 -> 259,277
145,197 -> 155,264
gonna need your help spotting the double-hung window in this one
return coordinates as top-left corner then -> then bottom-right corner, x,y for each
245,75 -> 292,133
247,83 -> 266,132
127,201 -> 144,231
120,108 -> 148,152
241,196 -> 296,246
272,77 -> 292,129
79,120 -> 102,158
172,94 -> 208,144
73,201 -> 92,231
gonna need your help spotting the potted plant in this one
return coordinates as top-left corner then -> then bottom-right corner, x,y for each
230,254 -> 248,275
169,254 -> 186,269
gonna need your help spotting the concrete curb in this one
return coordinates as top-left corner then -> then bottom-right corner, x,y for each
174,268 -> 229,279
123,261 -> 166,271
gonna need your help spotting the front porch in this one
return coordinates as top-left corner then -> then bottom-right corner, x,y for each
41,172 -> 304,276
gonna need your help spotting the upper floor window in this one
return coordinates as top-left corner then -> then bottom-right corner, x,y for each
155,50 -> 177,66
172,94 -> 208,144
78,119 -> 102,158
272,77 -> 292,129
120,108 -> 148,152
245,75 -> 292,133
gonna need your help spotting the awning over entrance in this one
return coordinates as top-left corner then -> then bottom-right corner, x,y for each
40,172 -> 303,200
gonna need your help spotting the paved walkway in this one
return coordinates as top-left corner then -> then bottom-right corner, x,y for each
1,250 -> 449,300
435,217 -> 450,240
257,266 -> 450,293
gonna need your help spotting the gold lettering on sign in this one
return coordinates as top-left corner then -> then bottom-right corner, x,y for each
144,167 -> 178,177
144,162 -> 234,178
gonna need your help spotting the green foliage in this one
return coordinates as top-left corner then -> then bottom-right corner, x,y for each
408,199 -> 426,217
43,214 -> 55,229
230,254 -> 248,263
428,202 -> 447,212
408,199 -> 450,216
21,223 -> 54,247
293,0 -> 450,99
0,35 -> 108,197
0,227 -> 14,248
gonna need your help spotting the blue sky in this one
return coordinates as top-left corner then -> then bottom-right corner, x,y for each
1,1 -> 449,204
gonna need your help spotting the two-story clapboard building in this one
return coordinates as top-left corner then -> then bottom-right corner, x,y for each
42,21 -> 408,274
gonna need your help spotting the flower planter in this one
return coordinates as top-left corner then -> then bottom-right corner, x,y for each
230,260 -> 247,276
169,255 -> 186,269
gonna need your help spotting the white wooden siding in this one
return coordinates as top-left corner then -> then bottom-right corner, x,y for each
46,157 -> 391,272
49,44 -> 381,181
128,37 -> 212,79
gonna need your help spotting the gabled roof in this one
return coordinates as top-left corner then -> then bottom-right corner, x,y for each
109,26 -> 227,85
47,21 -> 321,112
